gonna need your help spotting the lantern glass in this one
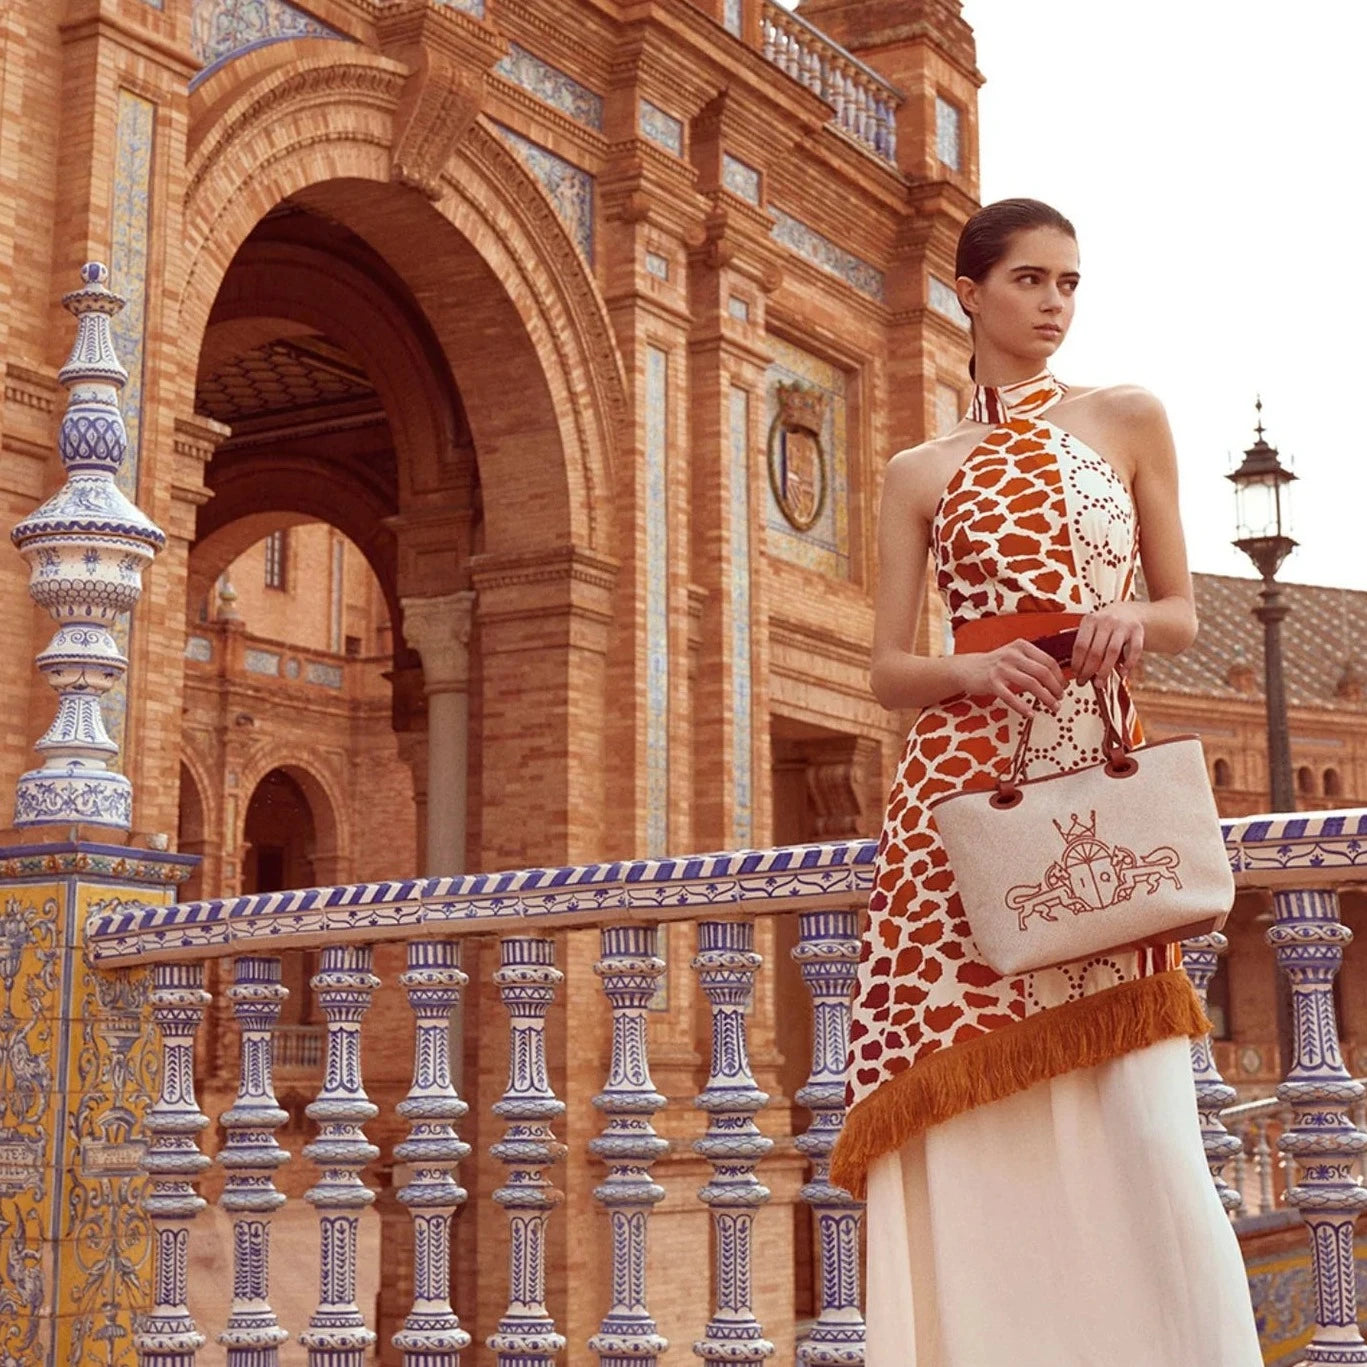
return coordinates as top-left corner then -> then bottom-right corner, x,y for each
1234,471 -> 1283,541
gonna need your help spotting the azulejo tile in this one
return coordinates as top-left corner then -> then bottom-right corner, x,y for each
189,0 -> 348,86
491,123 -> 595,262
495,43 -> 604,131
769,206 -> 885,303
639,99 -> 684,155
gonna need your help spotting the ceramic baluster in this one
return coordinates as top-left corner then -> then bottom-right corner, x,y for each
1269,888 -> 1367,1363
588,925 -> 669,1367
219,956 -> 290,1366
793,911 -> 864,1365
392,940 -> 471,1367
488,937 -> 566,1367
692,920 -> 774,1366
136,963 -> 211,1367
1183,932 -> 1243,1212
300,946 -> 380,1367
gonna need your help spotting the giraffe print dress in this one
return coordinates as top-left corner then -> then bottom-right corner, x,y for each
840,403 -> 1262,1365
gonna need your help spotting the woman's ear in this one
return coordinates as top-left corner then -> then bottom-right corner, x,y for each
955,274 -> 978,321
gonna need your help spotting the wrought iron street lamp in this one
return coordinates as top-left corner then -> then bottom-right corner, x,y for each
1228,399 -> 1297,813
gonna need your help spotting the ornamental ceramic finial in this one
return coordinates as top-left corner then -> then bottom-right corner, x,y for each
11,262 -> 165,831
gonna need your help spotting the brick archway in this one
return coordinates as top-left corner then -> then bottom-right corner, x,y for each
178,49 -> 626,557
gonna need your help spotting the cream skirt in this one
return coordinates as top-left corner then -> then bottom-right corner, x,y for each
864,1036 -> 1263,1367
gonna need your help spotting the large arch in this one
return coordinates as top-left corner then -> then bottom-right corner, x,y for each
177,47 -> 626,556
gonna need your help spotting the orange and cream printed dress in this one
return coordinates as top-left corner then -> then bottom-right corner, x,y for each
836,372 -> 1262,1367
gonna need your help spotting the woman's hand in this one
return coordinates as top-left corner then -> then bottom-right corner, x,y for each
956,640 -> 1066,719
1072,602 -> 1145,684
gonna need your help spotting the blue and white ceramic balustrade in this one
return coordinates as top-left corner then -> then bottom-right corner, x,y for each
488,936 -> 568,1367
90,822 -> 1367,1360
218,956 -> 291,1366
136,963 -> 211,1367
393,939 -> 472,1367
300,945 -> 381,1367
692,918 -> 775,1367
793,909 -> 865,1365
588,924 -> 669,1367
1225,811 -> 1367,1363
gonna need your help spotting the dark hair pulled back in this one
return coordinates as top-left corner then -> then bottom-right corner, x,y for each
955,197 -> 1076,380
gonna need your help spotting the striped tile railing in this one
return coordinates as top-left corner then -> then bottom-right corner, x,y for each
83,811 -> 1367,1365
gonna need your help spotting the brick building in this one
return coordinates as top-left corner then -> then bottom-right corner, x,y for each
0,0 -> 1354,1361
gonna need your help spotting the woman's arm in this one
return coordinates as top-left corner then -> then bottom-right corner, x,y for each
870,449 -> 1066,718
1071,387 -> 1199,685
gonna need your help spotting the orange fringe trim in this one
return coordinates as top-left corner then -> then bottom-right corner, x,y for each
829,969 -> 1210,1199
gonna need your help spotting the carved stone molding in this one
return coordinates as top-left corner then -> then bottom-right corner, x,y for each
377,0 -> 507,199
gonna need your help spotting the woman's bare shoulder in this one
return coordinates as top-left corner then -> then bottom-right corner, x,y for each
884,428 -> 980,514
1067,382 -> 1169,425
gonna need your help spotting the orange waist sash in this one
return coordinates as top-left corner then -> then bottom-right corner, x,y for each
952,610 -> 1083,657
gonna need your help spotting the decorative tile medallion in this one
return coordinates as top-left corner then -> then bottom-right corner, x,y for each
730,387 -> 754,846
645,348 -> 670,856
769,207 -> 885,303
722,153 -> 761,205
190,0 -> 346,87
639,99 -> 684,156
492,123 -> 595,262
764,338 -> 850,576
928,273 -> 968,329
495,43 -> 604,131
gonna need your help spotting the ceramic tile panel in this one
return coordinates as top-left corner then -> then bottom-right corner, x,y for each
723,0 -> 742,34
495,43 -> 604,131
434,0 -> 485,12
763,336 -> 852,577
644,250 -> 670,280
769,207 -> 885,303
1224,809 -> 1367,883
722,153 -> 761,204
493,123 -> 595,262
728,295 -> 751,322
639,99 -> 684,155
928,273 -> 968,329
644,347 -> 670,856
935,94 -> 962,170
190,0 -> 346,85
729,387 -> 754,846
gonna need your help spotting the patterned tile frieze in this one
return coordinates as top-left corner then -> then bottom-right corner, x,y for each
769,207 -> 885,302
639,99 -> 684,155
87,809 -> 1367,964
492,123 -> 595,261
190,0 -> 347,86
494,43 -> 604,131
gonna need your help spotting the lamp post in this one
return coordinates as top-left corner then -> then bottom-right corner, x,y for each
1228,398 -> 1298,813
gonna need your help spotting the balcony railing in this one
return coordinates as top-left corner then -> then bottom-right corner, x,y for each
75,809 -> 1367,1365
759,1 -> 901,165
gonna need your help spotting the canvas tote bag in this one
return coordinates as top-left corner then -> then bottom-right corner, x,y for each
928,637 -> 1232,976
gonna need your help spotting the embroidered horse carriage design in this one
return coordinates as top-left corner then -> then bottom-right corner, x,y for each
1006,811 -> 1182,933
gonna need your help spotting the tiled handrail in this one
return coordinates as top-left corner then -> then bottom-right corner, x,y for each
84,809 -> 1367,1365
760,1 -> 901,164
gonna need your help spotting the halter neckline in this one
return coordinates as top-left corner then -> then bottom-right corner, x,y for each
967,368 -> 1068,425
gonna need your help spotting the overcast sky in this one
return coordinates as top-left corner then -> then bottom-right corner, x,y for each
966,0 -> 1362,588
786,1 -> 1362,589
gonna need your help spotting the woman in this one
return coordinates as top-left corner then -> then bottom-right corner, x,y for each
828,198 -> 1262,1366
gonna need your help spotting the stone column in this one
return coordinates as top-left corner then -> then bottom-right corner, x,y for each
399,592 -> 475,877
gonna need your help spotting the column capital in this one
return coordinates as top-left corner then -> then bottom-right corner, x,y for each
400,590 -> 476,692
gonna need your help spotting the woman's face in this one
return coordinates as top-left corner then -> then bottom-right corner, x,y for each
957,226 -> 1080,366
